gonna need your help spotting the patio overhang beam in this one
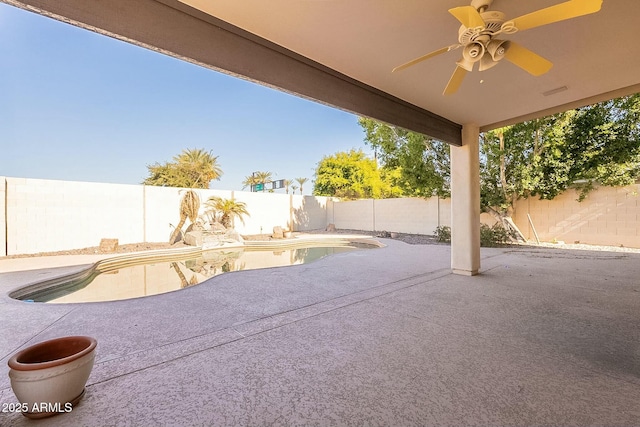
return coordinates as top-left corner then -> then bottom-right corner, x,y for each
4,0 -> 463,146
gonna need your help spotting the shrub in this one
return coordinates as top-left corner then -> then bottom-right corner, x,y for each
434,226 -> 451,243
434,224 -> 511,246
480,223 -> 511,247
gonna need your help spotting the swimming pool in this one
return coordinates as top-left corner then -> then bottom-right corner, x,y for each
11,239 -> 379,303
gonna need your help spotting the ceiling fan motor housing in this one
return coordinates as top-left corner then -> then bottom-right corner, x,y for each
458,11 -> 506,45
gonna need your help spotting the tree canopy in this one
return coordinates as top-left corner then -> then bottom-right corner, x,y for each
143,148 -> 222,189
313,149 -> 401,199
359,94 -> 640,215
358,118 -> 450,198
482,95 -> 640,215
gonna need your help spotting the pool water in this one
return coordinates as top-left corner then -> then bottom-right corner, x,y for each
28,244 -> 370,303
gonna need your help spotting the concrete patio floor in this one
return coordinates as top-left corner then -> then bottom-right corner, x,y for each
1,239 -> 639,426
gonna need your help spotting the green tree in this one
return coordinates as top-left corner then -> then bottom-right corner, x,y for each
169,190 -> 200,244
361,94 -> 640,219
205,197 -> 250,229
313,149 -> 400,199
481,95 -> 640,218
358,117 -> 451,198
144,148 -> 222,189
295,177 -> 309,195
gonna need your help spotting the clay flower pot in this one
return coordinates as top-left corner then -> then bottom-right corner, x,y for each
8,336 -> 97,419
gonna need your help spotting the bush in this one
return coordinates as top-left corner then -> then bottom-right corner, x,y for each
480,223 -> 511,247
434,226 -> 451,243
434,224 -> 511,247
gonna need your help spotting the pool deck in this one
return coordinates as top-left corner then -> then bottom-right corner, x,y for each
1,237 -> 639,426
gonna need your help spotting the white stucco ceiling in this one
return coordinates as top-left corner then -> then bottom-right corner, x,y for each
179,0 -> 640,130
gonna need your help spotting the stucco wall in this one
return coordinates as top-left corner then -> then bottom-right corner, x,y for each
1,178 -> 332,255
5,177 -> 145,255
331,197 -> 455,233
292,195 -> 330,231
374,198 -> 437,234
333,199 -> 374,231
233,191 -> 290,235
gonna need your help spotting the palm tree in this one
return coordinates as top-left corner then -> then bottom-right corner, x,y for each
174,148 -> 223,189
170,190 -> 201,244
283,179 -> 292,194
144,148 -> 223,188
295,177 -> 309,195
255,171 -> 273,192
242,175 -> 260,190
242,171 -> 272,192
291,184 -> 299,195
206,196 -> 250,229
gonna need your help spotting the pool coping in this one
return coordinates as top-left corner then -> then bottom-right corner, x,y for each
4,234 -> 383,302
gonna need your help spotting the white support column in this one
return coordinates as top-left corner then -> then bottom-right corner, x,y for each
450,124 -> 481,276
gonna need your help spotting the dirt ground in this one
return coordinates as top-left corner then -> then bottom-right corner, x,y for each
0,230 -> 441,259
2,229 -> 637,259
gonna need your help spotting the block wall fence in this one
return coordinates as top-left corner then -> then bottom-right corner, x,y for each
0,177 -> 331,256
1,177 -> 638,256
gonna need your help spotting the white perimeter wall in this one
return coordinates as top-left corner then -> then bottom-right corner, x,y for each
1,177 -> 332,256
328,197 -> 490,234
2,177 -> 638,256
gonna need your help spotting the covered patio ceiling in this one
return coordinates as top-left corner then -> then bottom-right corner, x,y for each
181,0 -> 640,132
5,0 -> 640,146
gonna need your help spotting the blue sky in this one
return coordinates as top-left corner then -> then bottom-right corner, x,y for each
0,3 -> 370,194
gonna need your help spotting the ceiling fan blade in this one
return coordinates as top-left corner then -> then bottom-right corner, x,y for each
448,6 -> 485,28
504,42 -> 553,76
443,66 -> 468,95
392,46 -> 457,72
511,0 -> 603,32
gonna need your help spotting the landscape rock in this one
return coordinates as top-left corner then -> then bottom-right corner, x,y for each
325,223 -> 336,232
184,230 -> 203,246
272,226 -> 284,239
211,222 -> 227,234
99,238 -> 119,253
226,230 -> 245,243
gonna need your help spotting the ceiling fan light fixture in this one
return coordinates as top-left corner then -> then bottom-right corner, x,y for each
478,53 -> 498,71
457,42 -> 485,71
487,39 -> 510,61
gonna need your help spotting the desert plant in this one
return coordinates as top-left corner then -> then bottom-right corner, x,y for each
206,197 -> 250,229
169,190 -> 200,244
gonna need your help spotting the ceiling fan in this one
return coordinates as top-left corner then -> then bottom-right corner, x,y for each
393,0 -> 603,95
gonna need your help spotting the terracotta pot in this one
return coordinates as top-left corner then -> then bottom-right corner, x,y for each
8,336 -> 97,419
